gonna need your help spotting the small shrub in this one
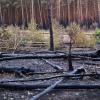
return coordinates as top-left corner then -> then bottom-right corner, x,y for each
94,28 -> 100,42
33,32 -> 45,42
52,21 -> 64,49
86,35 -> 96,47
0,26 -> 15,51
66,23 -> 96,48
74,32 -> 87,47
28,22 -> 37,32
28,22 -> 46,43
95,28 -> 100,36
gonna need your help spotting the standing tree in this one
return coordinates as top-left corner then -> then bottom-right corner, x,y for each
0,1 -> 3,25
97,0 -> 100,24
56,0 -> 61,21
20,0 -> 24,27
48,0 -> 54,51
31,0 -> 34,23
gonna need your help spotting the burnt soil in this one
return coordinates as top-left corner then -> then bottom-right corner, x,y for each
0,55 -> 99,100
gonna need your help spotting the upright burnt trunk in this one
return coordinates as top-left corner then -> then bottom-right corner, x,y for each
48,0 -> 54,51
0,4 -> 3,25
25,0 -> 28,25
68,38 -> 73,71
38,0 -> 43,27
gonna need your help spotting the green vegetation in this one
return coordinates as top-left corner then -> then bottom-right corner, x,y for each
94,28 -> 100,42
65,23 -> 96,71
0,24 -> 47,52
66,23 -> 96,48
51,21 -> 65,50
0,21 -> 97,52
0,26 -> 33,52
95,28 -> 100,36
28,22 -> 46,43
74,32 -> 96,47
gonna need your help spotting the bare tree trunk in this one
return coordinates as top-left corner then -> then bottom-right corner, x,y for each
38,0 -> 43,27
97,0 -> 100,23
21,0 -> 24,27
15,7 -> 17,25
25,0 -> 28,25
48,0 -> 54,51
31,0 -> 34,23
68,0 -> 70,24
68,38 -> 73,71
77,0 -> 80,23
57,0 -> 61,21
0,4 -> 3,25
80,0 -> 83,23
77,0 -> 81,23
85,0 -> 88,29
73,0 -> 76,22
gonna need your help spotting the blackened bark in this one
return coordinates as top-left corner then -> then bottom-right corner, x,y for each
48,0 -> 54,51
68,39 -> 74,71
0,83 -> 100,90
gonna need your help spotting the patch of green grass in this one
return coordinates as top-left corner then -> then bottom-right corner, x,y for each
94,28 -> 100,42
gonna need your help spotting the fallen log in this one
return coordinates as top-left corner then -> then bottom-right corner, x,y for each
72,50 -> 100,58
1,73 -> 99,83
0,66 -> 65,75
72,55 -> 100,61
77,62 -> 100,66
0,67 -> 34,74
30,79 -> 63,100
0,52 -> 66,58
92,58 -> 100,61
0,55 -> 99,62
28,70 -> 65,75
0,83 -> 100,90
0,54 -> 67,61
0,50 -> 99,61
41,59 -> 63,71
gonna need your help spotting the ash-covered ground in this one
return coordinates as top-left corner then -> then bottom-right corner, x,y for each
0,55 -> 99,100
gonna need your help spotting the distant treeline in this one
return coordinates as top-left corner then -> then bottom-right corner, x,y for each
0,0 -> 100,29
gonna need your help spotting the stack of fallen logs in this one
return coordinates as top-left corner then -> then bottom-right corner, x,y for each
0,50 -> 99,100
0,50 -> 100,61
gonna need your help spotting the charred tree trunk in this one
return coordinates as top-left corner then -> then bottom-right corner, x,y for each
0,4 -> 3,25
0,83 -> 100,90
48,0 -> 54,51
68,39 -> 74,71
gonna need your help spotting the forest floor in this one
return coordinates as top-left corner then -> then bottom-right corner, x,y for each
0,58 -> 100,100
0,88 -> 100,100
0,45 -> 99,100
